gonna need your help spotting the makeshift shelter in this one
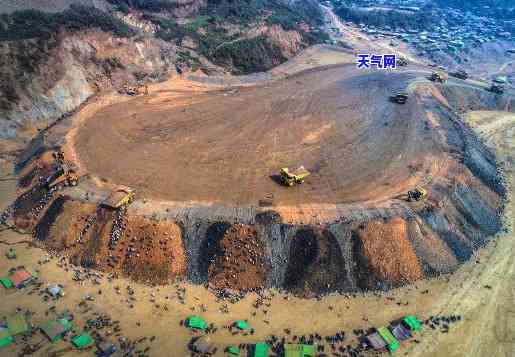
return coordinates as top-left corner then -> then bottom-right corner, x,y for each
9,268 -> 35,288
41,319 -> 72,342
0,277 -> 13,289
192,336 -> 215,354
72,332 -> 94,349
97,340 -> 117,357
0,328 -> 13,349
253,342 -> 270,357
284,343 -> 315,357
7,314 -> 29,336
186,315 -> 207,331
377,327 -> 400,353
233,320 -> 249,330
47,284 -> 64,298
227,345 -> 240,356
390,323 -> 412,342
5,249 -> 16,260
403,315 -> 422,332
365,332 -> 387,350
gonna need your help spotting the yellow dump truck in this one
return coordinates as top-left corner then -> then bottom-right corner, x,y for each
429,71 -> 448,83
101,186 -> 135,209
407,187 -> 427,202
280,166 -> 310,187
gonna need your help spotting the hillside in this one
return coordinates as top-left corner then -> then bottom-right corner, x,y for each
0,0 -> 329,139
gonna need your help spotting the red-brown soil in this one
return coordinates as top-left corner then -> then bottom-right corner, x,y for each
208,224 -> 269,292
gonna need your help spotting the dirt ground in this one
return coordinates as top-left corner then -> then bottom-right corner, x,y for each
73,65 -> 448,206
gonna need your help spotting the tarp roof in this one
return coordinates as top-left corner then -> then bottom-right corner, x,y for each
390,324 -> 412,341
41,319 -> 72,342
72,332 -> 94,349
186,316 -> 207,330
9,269 -> 33,288
254,342 -> 270,357
403,315 -> 422,332
228,346 -> 240,355
234,320 -> 249,330
377,327 -> 400,353
284,344 -> 315,357
0,277 -> 13,289
7,314 -> 29,336
365,332 -> 387,350
0,328 -> 13,349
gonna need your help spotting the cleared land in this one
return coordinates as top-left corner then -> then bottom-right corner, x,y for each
74,66 -> 447,206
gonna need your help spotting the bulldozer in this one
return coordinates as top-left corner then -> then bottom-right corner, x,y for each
120,83 -> 149,96
280,166 -> 310,187
407,187 -> 428,202
390,91 -> 409,104
450,69 -> 468,80
101,186 -> 135,209
429,71 -> 448,83
489,84 -> 505,94
44,164 -> 78,189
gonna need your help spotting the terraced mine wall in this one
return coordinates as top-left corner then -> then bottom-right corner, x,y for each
3,81 -> 509,297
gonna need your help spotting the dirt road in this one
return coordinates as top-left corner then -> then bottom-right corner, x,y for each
406,111 -> 515,357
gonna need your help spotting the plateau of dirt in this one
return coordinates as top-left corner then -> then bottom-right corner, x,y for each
2,46 -> 511,297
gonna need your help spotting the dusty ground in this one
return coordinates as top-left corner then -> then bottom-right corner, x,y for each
73,65 -> 449,206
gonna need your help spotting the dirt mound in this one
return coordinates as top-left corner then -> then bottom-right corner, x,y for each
284,228 -> 347,296
34,195 -> 187,283
207,224 -> 269,292
354,217 -> 424,290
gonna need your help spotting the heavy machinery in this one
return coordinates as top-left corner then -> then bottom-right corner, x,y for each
489,84 -> 505,94
390,91 -> 409,104
120,83 -> 148,96
280,166 -> 310,187
101,186 -> 135,209
407,187 -> 428,202
429,71 -> 448,83
44,164 -> 78,189
396,57 -> 409,67
450,70 -> 468,80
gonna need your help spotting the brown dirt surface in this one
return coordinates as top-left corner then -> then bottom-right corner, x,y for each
73,65 -> 443,206
208,224 -> 269,292
356,217 -> 424,289
34,195 -> 186,283
120,215 -> 186,283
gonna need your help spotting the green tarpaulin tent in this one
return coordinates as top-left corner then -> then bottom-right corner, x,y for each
0,277 -> 12,289
7,314 -> 29,336
377,327 -> 400,353
0,329 -> 13,348
227,346 -> 240,355
186,316 -> 207,330
234,320 -> 249,330
403,315 -> 422,332
284,343 -> 315,357
72,332 -> 94,349
254,342 -> 270,357
41,319 -> 72,342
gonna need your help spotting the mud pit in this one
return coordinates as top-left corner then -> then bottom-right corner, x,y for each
6,66 -> 509,296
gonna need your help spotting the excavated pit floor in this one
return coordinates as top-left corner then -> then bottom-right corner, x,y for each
73,65 -> 442,205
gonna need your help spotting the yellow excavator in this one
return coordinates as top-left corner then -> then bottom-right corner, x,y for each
280,166 -> 310,187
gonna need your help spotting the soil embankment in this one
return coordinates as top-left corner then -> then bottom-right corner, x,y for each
3,65 -> 509,296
